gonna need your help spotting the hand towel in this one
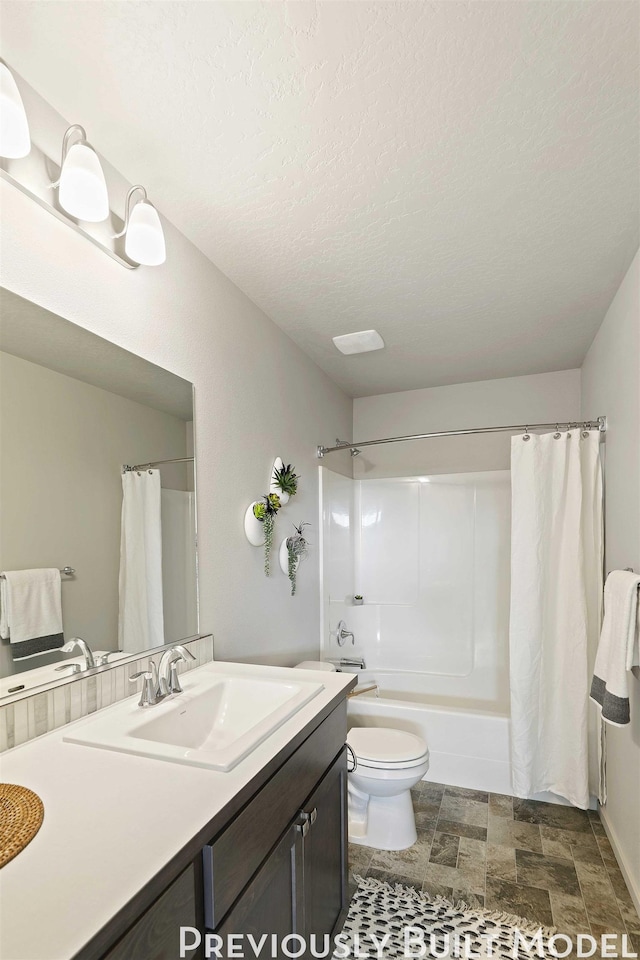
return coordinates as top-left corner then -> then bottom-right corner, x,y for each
0,568 -> 64,660
590,570 -> 640,726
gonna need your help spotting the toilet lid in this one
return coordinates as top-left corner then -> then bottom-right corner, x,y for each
347,727 -> 427,764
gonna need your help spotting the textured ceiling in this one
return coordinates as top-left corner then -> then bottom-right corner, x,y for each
1,2 -> 638,397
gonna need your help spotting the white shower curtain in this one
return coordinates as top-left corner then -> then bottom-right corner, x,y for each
509,431 -> 603,809
118,470 -> 165,653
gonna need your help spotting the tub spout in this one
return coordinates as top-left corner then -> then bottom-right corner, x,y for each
339,656 -> 366,670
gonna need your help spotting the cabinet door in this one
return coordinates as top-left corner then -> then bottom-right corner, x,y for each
101,866 -> 201,960
302,749 -> 348,941
214,821 -> 304,956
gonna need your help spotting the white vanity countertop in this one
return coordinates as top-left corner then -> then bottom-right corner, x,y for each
0,661 -> 354,960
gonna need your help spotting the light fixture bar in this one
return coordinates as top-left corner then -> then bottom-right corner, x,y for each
0,141 -> 137,268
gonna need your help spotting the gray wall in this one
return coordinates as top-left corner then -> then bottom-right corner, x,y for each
582,248 -> 640,905
0,351 -> 189,675
0,77 -> 352,668
353,369 -> 582,478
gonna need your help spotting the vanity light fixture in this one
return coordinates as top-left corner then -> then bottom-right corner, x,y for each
332,330 -> 385,355
0,62 -> 166,267
0,60 -> 30,158
52,124 -> 110,222
115,185 -> 166,266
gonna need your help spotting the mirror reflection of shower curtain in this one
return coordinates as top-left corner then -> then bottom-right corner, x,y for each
509,431 -> 603,809
118,470 -> 165,653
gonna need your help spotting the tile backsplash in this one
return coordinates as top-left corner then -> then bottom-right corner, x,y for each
0,635 -> 214,752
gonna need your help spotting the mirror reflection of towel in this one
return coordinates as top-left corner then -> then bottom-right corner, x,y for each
0,568 -> 64,660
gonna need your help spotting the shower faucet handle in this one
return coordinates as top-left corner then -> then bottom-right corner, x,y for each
336,620 -> 355,646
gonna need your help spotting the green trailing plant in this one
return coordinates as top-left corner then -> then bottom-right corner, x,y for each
286,522 -> 310,596
253,493 -> 282,576
272,461 -> 299,498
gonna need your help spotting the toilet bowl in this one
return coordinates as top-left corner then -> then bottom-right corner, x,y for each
347,727 -> 429,851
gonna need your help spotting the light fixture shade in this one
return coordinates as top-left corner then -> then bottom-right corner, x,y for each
0,61 -> 30,158
125,200 -> 166,265
58,141 -> 109,221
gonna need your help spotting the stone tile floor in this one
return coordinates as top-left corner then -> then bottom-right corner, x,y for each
348,781 -> 639,952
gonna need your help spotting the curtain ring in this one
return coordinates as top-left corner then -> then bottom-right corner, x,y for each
554,424 -> 561,439
582,422 -> 590,439
148,469 -> 153,474
137,471 -> 141,476
523,426 -> 530,441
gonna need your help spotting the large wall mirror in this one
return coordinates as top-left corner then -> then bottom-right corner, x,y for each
0,288 -> 199,700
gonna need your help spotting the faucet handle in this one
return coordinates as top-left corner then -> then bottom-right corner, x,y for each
55,662 -> 82,675
130,669 -> 160,708
95,650 -> 121,667
336,620 -> 355,647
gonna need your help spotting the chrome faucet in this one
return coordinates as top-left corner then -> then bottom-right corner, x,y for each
60,637 -> 96,670
94,650 -> 121,667
338,656 -> 366,670
158,645 -> 196,696
336,620 -> 354,646
129,658 -> 163,707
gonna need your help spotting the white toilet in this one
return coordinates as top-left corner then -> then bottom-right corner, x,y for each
293,662 -> 429,851
347,727 -> 429,851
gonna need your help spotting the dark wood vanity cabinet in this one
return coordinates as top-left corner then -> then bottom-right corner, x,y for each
100,866 -> 201,960
97,701 -> 348,960
213,751 -> 348,955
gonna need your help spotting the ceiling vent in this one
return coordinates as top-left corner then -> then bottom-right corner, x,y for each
332,329 -> 385,355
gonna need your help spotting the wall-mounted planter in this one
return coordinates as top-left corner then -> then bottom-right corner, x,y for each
279,538 -> 296,576
244,502 -> 265,546
270,457 -> 290,505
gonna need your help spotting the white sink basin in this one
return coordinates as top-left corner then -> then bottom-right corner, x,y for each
64,673 -> 323,771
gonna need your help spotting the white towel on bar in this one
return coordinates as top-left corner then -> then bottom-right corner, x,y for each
590,570 -> 640,726
0,568 -> 64,660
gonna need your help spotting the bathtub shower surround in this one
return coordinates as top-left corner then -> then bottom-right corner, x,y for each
320,467 -> 513,794
321,468 -> 511,709
509,431 -> 603,809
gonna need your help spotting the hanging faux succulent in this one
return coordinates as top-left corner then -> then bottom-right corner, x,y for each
272,461 -> 299,499
253,493 -> 282,576
286,522 -> 310,596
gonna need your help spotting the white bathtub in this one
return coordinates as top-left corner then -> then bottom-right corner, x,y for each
347,669 -> 513,795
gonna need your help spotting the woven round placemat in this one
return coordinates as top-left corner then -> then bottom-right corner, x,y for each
0,783 -> 44,868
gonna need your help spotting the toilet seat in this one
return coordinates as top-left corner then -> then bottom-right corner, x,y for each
347,727 -> 428,770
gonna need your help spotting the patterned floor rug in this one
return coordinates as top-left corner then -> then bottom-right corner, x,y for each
336,876 -> 557,959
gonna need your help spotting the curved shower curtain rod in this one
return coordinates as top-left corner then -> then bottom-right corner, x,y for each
316,416 -> 607,458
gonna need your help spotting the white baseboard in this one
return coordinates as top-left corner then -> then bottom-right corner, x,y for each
599,805 -> 640,917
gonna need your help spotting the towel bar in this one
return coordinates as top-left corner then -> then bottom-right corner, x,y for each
0,567 -> 75,580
